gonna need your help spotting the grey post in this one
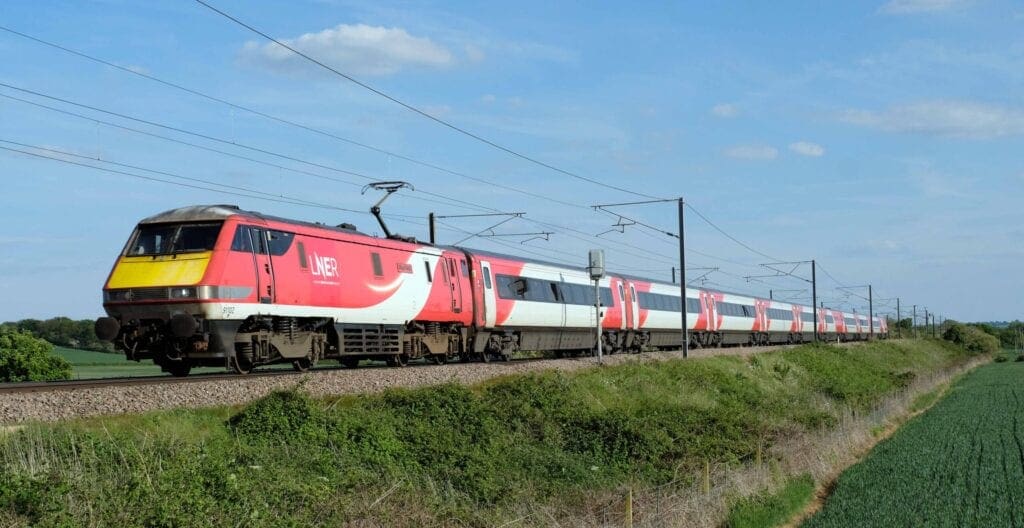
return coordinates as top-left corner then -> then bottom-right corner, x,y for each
896,298 -> 901,338
811,259 -> 818,342
679,198 -> 688,358
588,249 -> 606,363
868,284 -> 873,340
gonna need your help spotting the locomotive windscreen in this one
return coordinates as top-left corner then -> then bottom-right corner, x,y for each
127,222 -> 223,256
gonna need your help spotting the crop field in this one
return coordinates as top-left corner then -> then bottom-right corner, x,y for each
804,360 -> 1024,527
52,346 -> 225,378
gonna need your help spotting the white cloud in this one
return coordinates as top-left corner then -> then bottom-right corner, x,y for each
711,103 -> 739,118
879,0 -> 970,14
480,94 -> 497,103
840,100 -> 1024,139
239,24 -> 454,76
723,144 -> 778,160
789,141 -> 826,157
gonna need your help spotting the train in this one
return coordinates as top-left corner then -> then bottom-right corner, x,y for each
94,205 -> 887,376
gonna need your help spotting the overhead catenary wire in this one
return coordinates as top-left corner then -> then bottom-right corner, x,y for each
0,143 -> 412,220
193,0 -> 659,201
0,26 -> 587,210
685,203 -> 781,262
0,81 -> 690,268
0,26 -> 856,293
0,83 -> 494,214
0,27 -> 795,277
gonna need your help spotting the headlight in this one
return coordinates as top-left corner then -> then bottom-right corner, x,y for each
169,287 -> 198,299
105,289 -> 132,302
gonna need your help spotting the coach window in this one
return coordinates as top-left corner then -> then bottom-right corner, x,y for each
297,242 -> 308,269
482,266 -> 492,289
371,252 -> 383,277
230,225 -> 254,252
267,230 -> 294,256
618,283 -> 625,302
424,260 -> 433,282
461,260 -> 469,277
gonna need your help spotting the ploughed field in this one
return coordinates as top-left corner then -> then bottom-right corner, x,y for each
804,360 -> 1024,528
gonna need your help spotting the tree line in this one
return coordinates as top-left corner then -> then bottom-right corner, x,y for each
0,317 -> 114,352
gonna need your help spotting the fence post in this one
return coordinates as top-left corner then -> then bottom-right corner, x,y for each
625,487 -> 633,528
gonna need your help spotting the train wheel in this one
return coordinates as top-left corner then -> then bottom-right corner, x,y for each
430,354 -> 448,365
292,358 -> 312,372
166,361 -> 191,378
341,357 -> 359,368
386,354 -> 409,367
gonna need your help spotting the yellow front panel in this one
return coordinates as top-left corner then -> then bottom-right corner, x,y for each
107,252 -> 212,288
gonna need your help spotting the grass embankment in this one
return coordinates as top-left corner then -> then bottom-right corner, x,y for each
1,339 -> 974,527
803,360 -> 1024,527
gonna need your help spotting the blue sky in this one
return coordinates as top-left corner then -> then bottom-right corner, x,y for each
1,0 -> 1021,322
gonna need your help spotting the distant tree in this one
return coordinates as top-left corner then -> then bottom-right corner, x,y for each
0,328 -> 72,382
896,318 -> 912,330
999,321 -> 1024,349
969,322 -> 1000,338
943,322 -> 1000,356
2,317 -> 115,352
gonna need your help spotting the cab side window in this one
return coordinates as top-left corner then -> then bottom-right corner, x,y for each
231,225 -> 254,252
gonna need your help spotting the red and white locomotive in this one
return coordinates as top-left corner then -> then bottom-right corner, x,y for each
95,205 -> 886,376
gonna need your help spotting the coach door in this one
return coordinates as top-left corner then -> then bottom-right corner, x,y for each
480,261 -> 496,327
234,225 -> 275,304
704,293 -> 719,332
445,256 -> 463,314
629,284 -> 640,330
617,281 -> 628,330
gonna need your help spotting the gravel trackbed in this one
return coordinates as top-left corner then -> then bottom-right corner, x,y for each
0,347 -> 766,424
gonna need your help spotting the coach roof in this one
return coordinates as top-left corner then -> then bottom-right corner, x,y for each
139,205 -> 367,236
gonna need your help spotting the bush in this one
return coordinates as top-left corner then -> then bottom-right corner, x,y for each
228,389 -> 325,444
942,323 -> 1001,356
0,329 -> 72,382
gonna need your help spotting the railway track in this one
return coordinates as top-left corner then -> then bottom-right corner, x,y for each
0,355 -> 554,395
0,368 -> 309,394
0,344 -> 795,395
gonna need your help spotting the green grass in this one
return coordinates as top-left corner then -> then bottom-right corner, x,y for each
803,360 -> 1024,528
0,339 -> 974,527
726,474 -> 816,528
50,346 -> 261,378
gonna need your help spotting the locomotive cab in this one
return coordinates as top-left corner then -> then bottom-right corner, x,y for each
95,206 -> 239,376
